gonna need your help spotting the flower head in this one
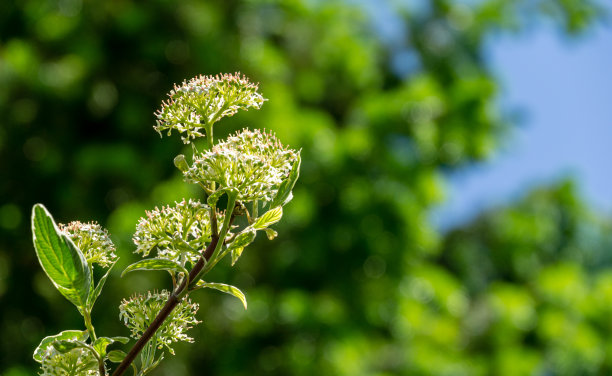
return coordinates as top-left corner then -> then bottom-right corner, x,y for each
40,339 -> 99,376
119,290 -> 200,355
133,199 -> 215,265
59,221 -> 117,267
154,73 -> 265,143
184,129 -> 299,202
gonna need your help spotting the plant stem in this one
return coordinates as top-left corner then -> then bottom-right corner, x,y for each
112,233 -> 224,376
84,341 -> 105,376
99,359 -> 106,376
204,121 -> 218,237
210,204 -> 218,237
252,200 -> 259,222
193,192 -> 237,282
205,123 -> 214,151
114,119 -> 238,375
84,310 -> 106,374
84,310 -> 97,341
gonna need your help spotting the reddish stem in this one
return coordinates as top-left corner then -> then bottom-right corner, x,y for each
111,237 -> 219,376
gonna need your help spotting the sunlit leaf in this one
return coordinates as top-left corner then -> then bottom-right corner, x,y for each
87,260 -> 116,310
194,281 -> 247,309
253,206 -> 283,230
93,336 -> 129,357
270,152 -> 301,208
264,228 -> 278,240
107,349 -> 127,363
111,336 -> 130,344
31,204 -> 91,314
207,188 -> 227,207
227,229 -> 256,265
52,339 -> 84,353
121,258 -> 188,278
231,246 -> 245,266
33,330 -> 87,363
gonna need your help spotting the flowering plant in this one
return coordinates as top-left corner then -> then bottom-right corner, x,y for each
30,73 -> 300,375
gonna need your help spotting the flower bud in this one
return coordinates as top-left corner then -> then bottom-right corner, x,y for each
173,154 -> 189,172
119,290 -> 200,355
154,73 -> 266,143
183,128 -> 298,202
59,221 -> 117,268
133,199 -> 218,265
40,338 -> 99,376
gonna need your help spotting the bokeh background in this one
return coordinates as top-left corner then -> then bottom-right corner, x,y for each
1,0 -> 611,375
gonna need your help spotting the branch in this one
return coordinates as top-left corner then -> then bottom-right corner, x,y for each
99,359 -> 106,376
111,237 -> 219,376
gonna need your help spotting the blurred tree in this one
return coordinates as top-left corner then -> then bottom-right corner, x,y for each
404,181 -> 612,375
0,0 -> 607,375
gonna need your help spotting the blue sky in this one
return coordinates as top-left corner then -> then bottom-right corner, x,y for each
432,22 -> 612,230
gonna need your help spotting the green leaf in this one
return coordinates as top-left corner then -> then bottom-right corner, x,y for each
87,260 -> 116,310
264,228 -> 278,240
227,229 -> 256,266
121,258 -> 188,279
229,229 -> 257,249
52,340 -> 98,361
175,237 -> 198,253
207,186 -> 239,208
231,246 -> 245,266
111,336 -> 130,344
93,338 -> 112,357
52,339 -> 84,353
207,188 -> 227,207
142,352 -> 165,375
31,204 -> 91,313
93,336 -> 128,357
82,358 -> 100,370
270,152 -> 301,208
194,281 -> 247,309
33,330 -> 87,363
107,349 -> 127,363
253,206 -> 283,230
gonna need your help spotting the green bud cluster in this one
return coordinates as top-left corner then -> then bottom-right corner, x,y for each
184,129 -> 299,202
154,73 -> 265,144
119,291 -> 200,355
133,199 -> 219,265
40,338 -> 99,376
59,221 -> 117,268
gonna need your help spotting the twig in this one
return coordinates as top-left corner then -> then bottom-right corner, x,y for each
111,237 -> 219,376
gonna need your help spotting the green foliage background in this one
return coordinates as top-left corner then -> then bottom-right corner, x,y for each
0,0 -> 610,375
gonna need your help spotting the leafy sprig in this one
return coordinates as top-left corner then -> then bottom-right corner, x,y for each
31,73 -> 300,376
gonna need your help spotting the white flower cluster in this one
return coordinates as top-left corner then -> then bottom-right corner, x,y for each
40,339 -> 99,376
59,221 -> 117,267
184,129 -> 299,202
132,199 -> 214,265
154,73 -> 265,143
119,290 -> 200,355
